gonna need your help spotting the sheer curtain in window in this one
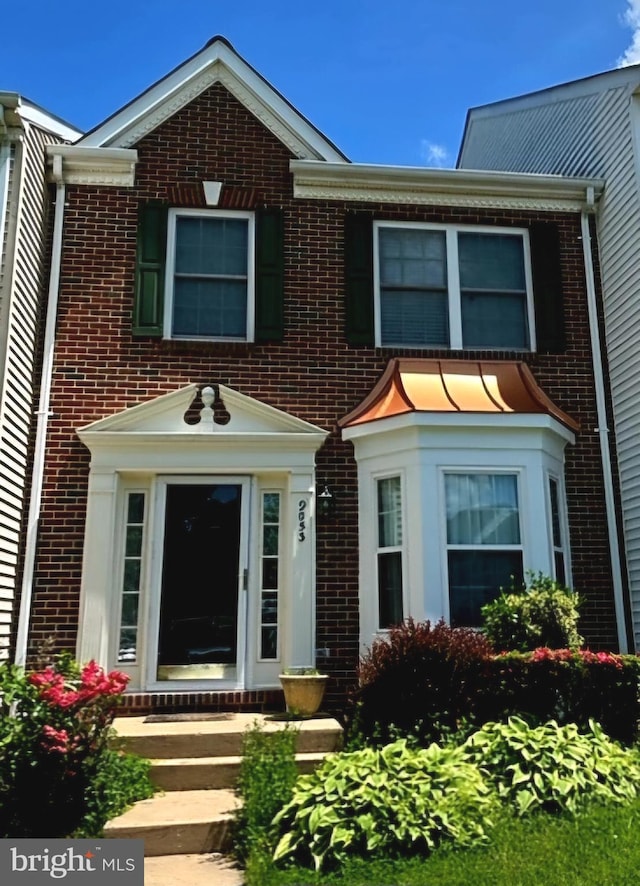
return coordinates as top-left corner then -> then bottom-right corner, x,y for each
445,473 -> 523,626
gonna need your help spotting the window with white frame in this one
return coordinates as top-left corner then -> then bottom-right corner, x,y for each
165,209 -> 254,341
259,492 -> 281,660
117,492 -> 146,664
548,476 -> 567,585
445,472 -> 524,627
375,223 -> 533,350
376,476 -> 404,628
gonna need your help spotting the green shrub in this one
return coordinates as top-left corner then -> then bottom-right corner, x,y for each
0,654 -> 154,837
74,749 -> 155,837
481,649 -> 640,744
460,716 -> 640,816
233,721 -> 298,863
481,573 -> 583,652
272,739 -> 497,871
348,618 -> 494,746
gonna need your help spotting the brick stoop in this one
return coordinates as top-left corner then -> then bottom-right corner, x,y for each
104,712 -> 342,857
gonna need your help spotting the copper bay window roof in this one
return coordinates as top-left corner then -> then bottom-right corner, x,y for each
338,359 -> 579,432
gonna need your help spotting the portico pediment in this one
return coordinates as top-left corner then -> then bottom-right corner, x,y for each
77,384 -> 328,469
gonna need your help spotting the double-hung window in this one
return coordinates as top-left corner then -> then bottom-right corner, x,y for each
133,203 -> 283,342
548,476 -> 567,585
165,209 -> 254,341
445,472 -> 524,626
375,223 -> 534,350
376,475 -> 404,628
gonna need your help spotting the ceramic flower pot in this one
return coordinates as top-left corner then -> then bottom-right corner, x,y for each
278,672 -> 328,717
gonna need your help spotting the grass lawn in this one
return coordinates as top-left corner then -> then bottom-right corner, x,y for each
248,799 -> 640,886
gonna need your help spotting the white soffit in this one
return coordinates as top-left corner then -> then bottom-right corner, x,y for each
291,160 -> 604,211
77,37 -> 347,162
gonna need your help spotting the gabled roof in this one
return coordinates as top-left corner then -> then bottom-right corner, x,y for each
339,359 -> 579,432
458,63 -> 640,170
0,92 -> 81,142
78,36 -> 347,162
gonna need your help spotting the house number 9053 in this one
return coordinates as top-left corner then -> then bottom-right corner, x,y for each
298,499 -> 307,541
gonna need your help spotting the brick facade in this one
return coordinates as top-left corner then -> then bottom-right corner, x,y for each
20,79 -> 626,713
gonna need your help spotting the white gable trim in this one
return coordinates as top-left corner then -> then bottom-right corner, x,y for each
77,384 -> 328,467
78,38 -> 347,162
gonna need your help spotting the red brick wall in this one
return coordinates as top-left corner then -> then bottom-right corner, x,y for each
22,83 -> 625,708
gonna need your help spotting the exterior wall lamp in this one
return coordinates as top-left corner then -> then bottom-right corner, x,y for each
317,483 -> 336,519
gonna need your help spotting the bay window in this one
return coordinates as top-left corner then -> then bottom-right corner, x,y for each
445,472 -> 524,626
376,476 -> 404,628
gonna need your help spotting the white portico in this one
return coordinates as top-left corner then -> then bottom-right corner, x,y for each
76,383 -> 327,692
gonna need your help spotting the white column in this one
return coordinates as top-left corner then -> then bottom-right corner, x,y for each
76,469 -> 118,666
285,472 -> 316,667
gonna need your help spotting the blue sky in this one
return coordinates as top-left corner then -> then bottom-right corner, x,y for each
2,1 -> 639,167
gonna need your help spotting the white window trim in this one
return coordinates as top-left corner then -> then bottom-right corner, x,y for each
440,468 -> 525,624
373,221 -> 536,352
163,207 -> 256,342
545,471 -> 572,587
257,489 -> 283,663
375,472 -> 407,631
344,415 -> 575,648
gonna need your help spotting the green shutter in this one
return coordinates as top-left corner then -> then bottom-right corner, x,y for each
133,203 -> 167,337
255,207 -> 284,341
530,221 -> 565,354
345,212 -> 374,345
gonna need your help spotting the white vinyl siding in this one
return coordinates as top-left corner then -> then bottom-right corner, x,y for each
0,123 -> 65,659
460,73 -> 640,649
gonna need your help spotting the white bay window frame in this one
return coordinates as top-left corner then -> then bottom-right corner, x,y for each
373,221 -> 536,351
442,469 -> 525,627
375,473 -> 407,629
344,412 -> 574,647
164,208 -> 256,342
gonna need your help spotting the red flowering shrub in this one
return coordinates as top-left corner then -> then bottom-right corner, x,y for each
0,653 -> 154,837
346,619 -> 640,748
484,649 -> 640,744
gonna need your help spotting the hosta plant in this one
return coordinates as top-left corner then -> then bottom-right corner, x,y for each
272,739 -> 496,871
461,716 -> 640,816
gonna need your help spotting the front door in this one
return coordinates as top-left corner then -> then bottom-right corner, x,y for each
151,479 -> 249,687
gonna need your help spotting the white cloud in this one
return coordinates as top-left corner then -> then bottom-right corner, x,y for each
618,0 -> 640,67
420,140 -> 451,168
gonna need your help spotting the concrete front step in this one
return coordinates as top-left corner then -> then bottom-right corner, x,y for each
144,853 -> 243,886
151,750 -> 329,791
107,712 -> 343,859
104,789 -> 239,856
113,712 -> 342,759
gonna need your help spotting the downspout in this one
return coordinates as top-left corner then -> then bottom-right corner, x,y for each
580,193 -> 629,653
14,154 -> 65,666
